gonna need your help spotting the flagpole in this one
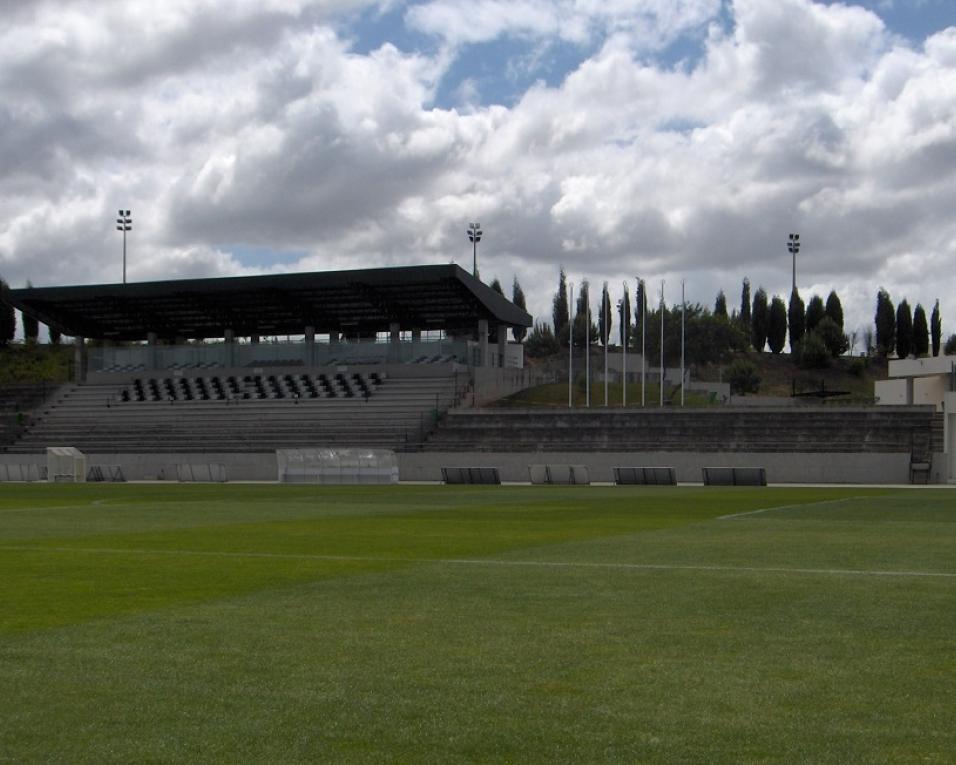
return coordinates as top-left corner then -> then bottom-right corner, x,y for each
640,278 -> 646,407
585,282 -> 590,408
622,282 -> 627,408
603,282 -> 609,407
568,281 -> 573,408
681,279 -> 686,407
660,280 -> 665,407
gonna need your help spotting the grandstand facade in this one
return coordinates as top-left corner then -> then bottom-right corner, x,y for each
1,265 -> 951,484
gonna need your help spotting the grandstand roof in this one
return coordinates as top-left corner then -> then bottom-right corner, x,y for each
3,264 -> 532,341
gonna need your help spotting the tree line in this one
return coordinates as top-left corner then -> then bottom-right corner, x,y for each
523,268 -> 953,367
873,289 -> 950,358
2,270 -> 953,363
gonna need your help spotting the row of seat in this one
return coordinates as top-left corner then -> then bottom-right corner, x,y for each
8,374 -> 462,453
424,407 -> 943,454
119,373 -> 383,403
99,354 -> 464,374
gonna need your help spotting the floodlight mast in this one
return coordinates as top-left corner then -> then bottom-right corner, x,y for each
788,233 -> 800,293
467,222 -> 482,277
116,210 -> 132,284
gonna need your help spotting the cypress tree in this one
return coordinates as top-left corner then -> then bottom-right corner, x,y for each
895,299 -> 913,359
552,267 -> 570,339
825,290 -> 844,332
739,278 -> 751,333
49,326 -> 61,345
22,280 -> 39,343
490,278 -> 504,296
598,283 -> 612,346
768,296 -> 787,354
805,295 -> 825,332
573,280 -> 597,347
788,288 -> 806,352
875,289 -> 895,356
619,284 -> 631,348
750,288 -> 769,352
930,300 -> 942,357
912,304 -> 929,357
714,291 -> 727,318
635,280 -> 646,340
0,279 -> 15,346
22,310 -> 39,344
512,277 -> 527,342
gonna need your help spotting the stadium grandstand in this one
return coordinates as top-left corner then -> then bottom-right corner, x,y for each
1,264 -> 950,484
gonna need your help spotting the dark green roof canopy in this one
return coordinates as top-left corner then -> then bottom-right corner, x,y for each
4,264 -> 532,342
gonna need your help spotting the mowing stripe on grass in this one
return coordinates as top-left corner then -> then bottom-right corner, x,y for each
717,495 -> 868,520
3,544 -> 955,580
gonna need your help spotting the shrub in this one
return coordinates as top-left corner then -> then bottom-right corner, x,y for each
726,359 -> 760,395
815,316 -> 848,358
847,357 -> 868,377
800,332 -> 831,369
524,322 -> 561,358
945,334 -> 956,356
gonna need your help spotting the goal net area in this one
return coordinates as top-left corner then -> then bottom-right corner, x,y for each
46,447 -> 87,483
276,448 -> 399,485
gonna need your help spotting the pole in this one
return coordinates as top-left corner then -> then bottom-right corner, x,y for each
473,238 -> 477,278
680,280 -> 686,407
585,283 -> 590,408
622,282 -> 627,408
660,280 -> 665,407
640,279 -> 646,407
122,229 -> 127,284
568,281 -> 573,408
603,281 -> 608,407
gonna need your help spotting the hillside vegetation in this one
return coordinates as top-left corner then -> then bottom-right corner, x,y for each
499,350 -> 887,407
0,344 -> 73,385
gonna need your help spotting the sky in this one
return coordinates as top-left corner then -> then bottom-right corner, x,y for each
1,0 -> 955,344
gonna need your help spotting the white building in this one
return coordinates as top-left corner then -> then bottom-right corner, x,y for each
876,355 -> 956,482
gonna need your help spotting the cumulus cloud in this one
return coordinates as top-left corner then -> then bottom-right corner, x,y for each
405,0 -> 722,50
0,0 -> 954,339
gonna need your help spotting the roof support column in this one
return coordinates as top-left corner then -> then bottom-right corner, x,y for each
478,319 -> 489,368
906,377 -> 915,405
411,328 -> 422,362
147,332 -> 158,371
305,325 -> 315,366
224,328 -> 236,368
389,322 -> 401,363
497,324 -> 507,368
73,336 -> 87,383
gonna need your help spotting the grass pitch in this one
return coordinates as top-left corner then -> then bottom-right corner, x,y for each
1,483 -> 954,763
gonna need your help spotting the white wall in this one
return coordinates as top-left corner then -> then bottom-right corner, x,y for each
875,376 -> 948,409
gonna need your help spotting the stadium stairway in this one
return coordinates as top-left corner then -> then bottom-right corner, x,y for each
8,373 -> 460,454
422,406 -> 944,454
0,382 -> 65,450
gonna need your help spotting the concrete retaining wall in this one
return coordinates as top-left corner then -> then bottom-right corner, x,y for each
2,449 -> 945,484
398,450 -> 937,485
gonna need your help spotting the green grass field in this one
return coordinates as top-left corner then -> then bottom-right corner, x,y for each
1,483 -> 954,763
